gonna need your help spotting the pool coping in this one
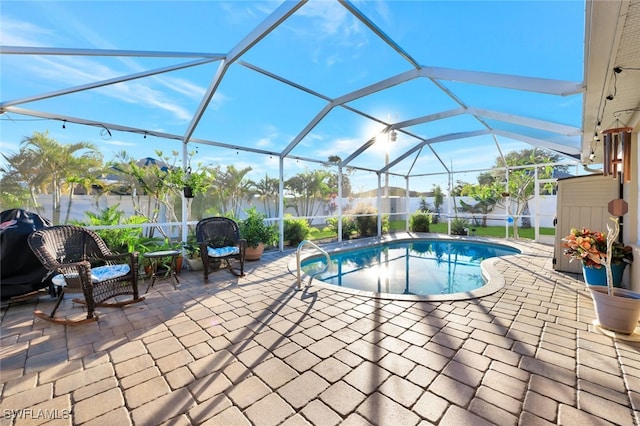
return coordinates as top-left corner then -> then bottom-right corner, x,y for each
288,232 -> 538,302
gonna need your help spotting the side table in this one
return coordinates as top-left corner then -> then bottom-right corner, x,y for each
143,250 -> 181,292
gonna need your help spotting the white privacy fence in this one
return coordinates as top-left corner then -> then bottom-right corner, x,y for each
34,193 -> 558,231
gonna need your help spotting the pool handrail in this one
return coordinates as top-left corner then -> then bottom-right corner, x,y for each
296,240 -> 331,290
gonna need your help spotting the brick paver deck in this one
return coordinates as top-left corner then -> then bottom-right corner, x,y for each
1,237 -> 639,425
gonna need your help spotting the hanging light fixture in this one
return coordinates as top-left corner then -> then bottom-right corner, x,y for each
601,122 -> 632,182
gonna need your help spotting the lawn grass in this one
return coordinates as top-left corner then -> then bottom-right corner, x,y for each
308,219 -> 554,242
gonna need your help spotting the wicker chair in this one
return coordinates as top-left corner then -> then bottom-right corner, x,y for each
196,217 -> 246,279
28,225 -> 145,325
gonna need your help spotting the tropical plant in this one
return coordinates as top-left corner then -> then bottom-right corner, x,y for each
353,203 -> 388,237
20,131 -> 102,224
211,164 -> 253,218
491,148 -> 561,238
108,149 -> 206,236
410,211 -> 431,232
284,214 -> 311,246
561,227 -> 633,268
460,181 -> 500,227
284,168 -> 332,219
1,148 -> 45,211
450,218 -> 470,236
178,158 -> 211,199
325,216 -> 357,240
432,184 -> 444,224
239,207 -> 278,249
71,204 -> 149,253
250,174 -> 280,217
182,234 -> 201,259
326,155 -> 353,198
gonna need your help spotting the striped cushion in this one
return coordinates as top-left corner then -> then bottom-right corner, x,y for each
207,246 -> 239,258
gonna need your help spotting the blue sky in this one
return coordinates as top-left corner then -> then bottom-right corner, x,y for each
0,0 -> 586,193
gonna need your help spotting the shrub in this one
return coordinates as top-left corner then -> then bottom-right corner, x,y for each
239,207 -> 278,248
284,214 -> 311,246
451,218 -> 470,236
352,203 -> 388,237
410,211 -> 431,232
325,216 -> 357,240
72,205 -> 148,253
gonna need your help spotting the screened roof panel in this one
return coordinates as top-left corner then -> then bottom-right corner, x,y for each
345,78 -> 461,122
5,2 -> 275,53
404,114 -> 487,141
290,107 -> 380,162
192,63 -> 328,152
356,1 -> 585,80
14,60 -> 224,137
427,135 -> 503,172
1,0 -> 594,189
393,145 -> 449,177
485,119 -> 581,157
439,80 -> 583,127
239,1 -> 413,98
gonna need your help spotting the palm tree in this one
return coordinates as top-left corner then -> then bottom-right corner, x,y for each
108,150 -> 182,236
212,165 -> 253,217
21,131 -> 101,223
432,184 -> 444,223
284,169 -> 332,219
250,174 -> 280,217
1,149 -> 46,211
62,173 -> 102,224
460,183 -> 499,227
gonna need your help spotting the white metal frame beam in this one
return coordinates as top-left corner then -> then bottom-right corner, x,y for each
419,66 -> 584,96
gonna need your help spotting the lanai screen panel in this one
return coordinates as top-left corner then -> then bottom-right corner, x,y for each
1,0 -> 586,191
238,1 -> 413,99
355,1 -> 585,77
191,63 -> 328,153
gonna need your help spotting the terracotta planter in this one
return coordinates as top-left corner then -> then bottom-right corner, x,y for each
175,255 -> 183,274
144,264 -> 153,277
589,286 -> 640,334
185,257 -> 203,271
245,242 -> 265,261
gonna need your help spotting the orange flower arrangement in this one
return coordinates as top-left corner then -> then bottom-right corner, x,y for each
561,227 -> 633,268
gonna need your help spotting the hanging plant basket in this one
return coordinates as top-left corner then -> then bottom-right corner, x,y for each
183,186 -> 194,198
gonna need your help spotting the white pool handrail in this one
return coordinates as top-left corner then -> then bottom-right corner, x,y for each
296,240 -> 331,290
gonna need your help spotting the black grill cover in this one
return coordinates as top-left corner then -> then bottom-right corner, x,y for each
1,209 -> 52,299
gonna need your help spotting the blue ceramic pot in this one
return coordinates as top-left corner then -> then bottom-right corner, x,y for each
582,263 -> 626,287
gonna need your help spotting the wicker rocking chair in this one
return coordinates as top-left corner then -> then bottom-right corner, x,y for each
196,217 -> 246,279
28,225 -> 145,325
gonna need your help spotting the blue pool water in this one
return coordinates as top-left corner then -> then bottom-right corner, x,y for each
301,240 -> 520,296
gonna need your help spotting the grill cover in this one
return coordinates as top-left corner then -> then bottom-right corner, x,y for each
1,209 -> 52,299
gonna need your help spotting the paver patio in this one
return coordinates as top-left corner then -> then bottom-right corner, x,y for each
1,237 -> 639,425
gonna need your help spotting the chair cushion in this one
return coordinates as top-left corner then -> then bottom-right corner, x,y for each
207,246 -> 240,258
51,264 -> 130,286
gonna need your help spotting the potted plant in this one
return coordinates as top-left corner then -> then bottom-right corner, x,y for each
239,207 -> 278,260
182,238 -> 203,271
561,226 -> 633,287
182,166 -> 210,198
585,218 -> 640,334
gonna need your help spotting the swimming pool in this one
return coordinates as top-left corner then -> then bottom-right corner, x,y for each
299,238 -> 521,301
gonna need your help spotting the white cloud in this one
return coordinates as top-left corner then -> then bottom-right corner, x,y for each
313,136 -> 361,158
105,140 -> 136,147
3,13 -> 210,123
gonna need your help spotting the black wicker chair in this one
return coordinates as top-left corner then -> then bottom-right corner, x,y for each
28,225 -> 144,325
196,217 -> 246,279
